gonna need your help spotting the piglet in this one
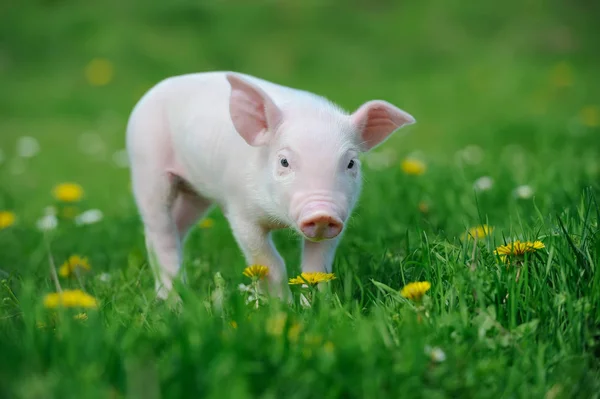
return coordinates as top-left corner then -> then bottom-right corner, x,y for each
126,72 -> 415,299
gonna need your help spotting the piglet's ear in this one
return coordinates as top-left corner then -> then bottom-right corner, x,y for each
351,100 -> 415,151
226,73 -> 282,147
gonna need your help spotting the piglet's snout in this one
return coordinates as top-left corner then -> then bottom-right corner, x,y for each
299,215 -> 343,240
298,203 -> 344,240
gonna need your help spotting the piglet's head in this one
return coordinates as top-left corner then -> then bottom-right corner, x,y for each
226,73 -> 415,241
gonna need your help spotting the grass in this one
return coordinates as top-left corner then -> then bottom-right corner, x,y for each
1,1 -> 600,398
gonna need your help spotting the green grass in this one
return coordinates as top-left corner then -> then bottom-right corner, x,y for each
1,1 -> 600,398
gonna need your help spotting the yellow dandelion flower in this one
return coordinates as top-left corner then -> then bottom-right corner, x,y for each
243,265 -> 269,279
58,255 -> 91,278
43,289 -> 98,309
401,158 -> 426,175
229,320 -> 238,329
0,210 -> 16,230
53,183 -> 84,202
400,281 -> 431,301
494,240 -> 545,262
85,58 -> 114,86
198,218 -> 215,229
289,272 -> 336,286
461,224 -> 493,241
579,105 -> 599,128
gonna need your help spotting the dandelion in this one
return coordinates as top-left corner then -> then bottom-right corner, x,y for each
400,281 -> 431,301
58,255 -> 91,278
425,345 -> 446,363
289,272 -> 336,286
401,158 -> 426,175
241,266 -> 269,308
579,105 -> 599,128
98,272 -> 111,282
514,185 -> 534,199
0,211 -> 16,230
85,58 -> 114,86
43,289 -> 98,309
198,218 -> 215,229
243,264 -> 269,279
461,224 -> 493,241
229,320 -> 238,329
16,136 -> 40,158
473,176 -> 494,192
494,240 -> 545,263
36,214 -> 58,231
53,183 -> 84,202
75,209 -> 104,225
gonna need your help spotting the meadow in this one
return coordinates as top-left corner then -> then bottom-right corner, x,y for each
1,1 -> 600,398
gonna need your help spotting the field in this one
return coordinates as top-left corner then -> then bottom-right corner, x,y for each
1,1 -> 600,398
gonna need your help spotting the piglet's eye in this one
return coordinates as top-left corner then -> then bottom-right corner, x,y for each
280,158 -> 289,168
347,160 -> 355,169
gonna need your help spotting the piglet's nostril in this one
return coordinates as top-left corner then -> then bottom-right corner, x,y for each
299,215 -> 343,240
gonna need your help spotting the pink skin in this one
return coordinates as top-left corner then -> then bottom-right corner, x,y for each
126,71 -> 415,300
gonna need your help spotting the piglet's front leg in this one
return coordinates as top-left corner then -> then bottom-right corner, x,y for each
226,212 -> 291,299
301,238 -> 340,274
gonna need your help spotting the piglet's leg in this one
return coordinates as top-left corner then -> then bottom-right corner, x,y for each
301,238 -> 340,274
226,213 -> 290,299
171,184 -> 213,285
130,165 -> 186,300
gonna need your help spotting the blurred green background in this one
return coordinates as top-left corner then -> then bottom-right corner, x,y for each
2,0 -> 599,212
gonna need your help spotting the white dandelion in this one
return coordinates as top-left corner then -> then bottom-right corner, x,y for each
16,136 -> 40,158
36,214 -> 58,231
473,176 -> 494,192
514,185 -> 534,199
75,209 -> 104,225
425,345 -> 446,363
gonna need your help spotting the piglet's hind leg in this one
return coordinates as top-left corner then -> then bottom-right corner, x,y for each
137,180 -> 182,299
